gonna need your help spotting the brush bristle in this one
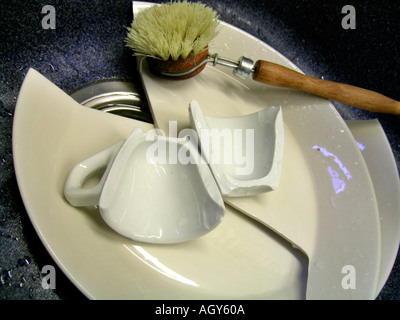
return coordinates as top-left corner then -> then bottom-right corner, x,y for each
126,1 -> 219,61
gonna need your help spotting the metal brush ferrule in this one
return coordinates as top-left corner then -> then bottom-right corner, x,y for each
233,56 -> 255,80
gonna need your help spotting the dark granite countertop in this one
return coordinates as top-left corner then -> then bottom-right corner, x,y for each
0,0 -> 399,300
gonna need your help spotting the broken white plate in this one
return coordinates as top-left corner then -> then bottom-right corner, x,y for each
189,100 -> 284,197
64,127 -> 225,244
13,69 -> 400,299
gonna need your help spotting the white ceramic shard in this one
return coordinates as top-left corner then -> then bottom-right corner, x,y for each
64,127 -> 225,244
189,100 -> 284,197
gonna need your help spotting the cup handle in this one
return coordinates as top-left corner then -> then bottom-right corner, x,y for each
64,140 -> 124,207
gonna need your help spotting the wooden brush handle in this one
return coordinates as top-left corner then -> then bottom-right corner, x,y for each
253,60 -> 400,115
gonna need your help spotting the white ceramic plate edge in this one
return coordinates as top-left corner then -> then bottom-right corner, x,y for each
346,119 -> 400,296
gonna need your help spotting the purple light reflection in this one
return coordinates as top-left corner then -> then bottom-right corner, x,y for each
313,145 -> 353,194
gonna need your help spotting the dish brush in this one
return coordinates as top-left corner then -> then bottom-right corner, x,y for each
126,1 -> 400,115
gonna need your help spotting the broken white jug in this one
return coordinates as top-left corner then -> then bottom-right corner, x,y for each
64,127 -> 225,244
